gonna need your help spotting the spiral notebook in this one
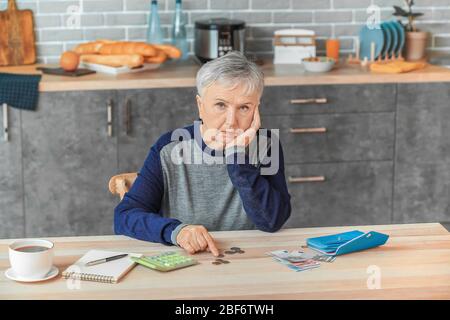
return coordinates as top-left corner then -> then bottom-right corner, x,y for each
62,250 -> 143,284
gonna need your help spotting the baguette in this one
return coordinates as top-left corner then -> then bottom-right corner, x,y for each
144,49 -> 168,64
152,44 -> 182,59
99,42 -> 157,57
73,41 -> 104,55
97,39 -> 117,44
80,54 -> 144,68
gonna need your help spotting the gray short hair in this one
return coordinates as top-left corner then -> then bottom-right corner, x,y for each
196,51 -> 264,98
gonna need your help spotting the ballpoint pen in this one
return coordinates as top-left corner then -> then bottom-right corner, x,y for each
85,254 -> 128,266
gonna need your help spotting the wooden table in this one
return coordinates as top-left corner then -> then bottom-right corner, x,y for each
1,223 -> 449,299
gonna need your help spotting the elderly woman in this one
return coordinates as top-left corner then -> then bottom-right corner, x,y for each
114,51 -> 291,257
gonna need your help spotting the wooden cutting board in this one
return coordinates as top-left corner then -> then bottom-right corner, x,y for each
36,67 -> 96,77
0,0 -> 36,66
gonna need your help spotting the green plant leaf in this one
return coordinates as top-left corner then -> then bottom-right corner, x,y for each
393,5 -> 408,16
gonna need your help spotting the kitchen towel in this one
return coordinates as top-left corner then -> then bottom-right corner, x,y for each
370,60 -> 427,74
0,72 -> 41,111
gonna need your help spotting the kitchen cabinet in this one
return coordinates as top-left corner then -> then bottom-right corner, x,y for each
260,84 -> 396,116
21,91 -> 118,237
260,84 -> 396,228
262,112 -> 395,164
394,83 -> 450,224
18,88 -> 197,237
116,88 -> 198,173
284,161 -> 393,228
0,105 -> 24,238
2,80 -> 449,238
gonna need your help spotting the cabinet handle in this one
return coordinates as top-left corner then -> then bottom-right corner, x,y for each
290,98 -> 327,105
290,127 -> 327,134
288,176 -> 325,183
124,98 -> 131,136
2,103 -> 8,142
107,99 -> 113,137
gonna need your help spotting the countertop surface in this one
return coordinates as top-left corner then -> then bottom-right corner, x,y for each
1,223 -> 449,299
1,58 -> 450,92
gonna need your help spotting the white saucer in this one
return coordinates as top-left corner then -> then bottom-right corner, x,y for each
5,266 -> 59,283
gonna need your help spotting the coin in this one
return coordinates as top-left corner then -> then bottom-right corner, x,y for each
230,247 -> 240,251
301,245 -> 308,248
224,250 -> 235,254
237,250 -> 245,254
220,260 -> 230,264
217,254 -> 225,258
212,261 -> 221,265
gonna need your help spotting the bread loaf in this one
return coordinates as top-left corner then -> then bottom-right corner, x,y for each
152,44 -> 182,59
97,39 -> 117,44
99,42 -> 157,57
73,41 -> 104,55
80,54 -> 144,68
144,49 -> 168,64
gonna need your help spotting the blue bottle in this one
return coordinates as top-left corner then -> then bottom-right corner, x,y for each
147,0 -> 163,44
171,0 -> 188,59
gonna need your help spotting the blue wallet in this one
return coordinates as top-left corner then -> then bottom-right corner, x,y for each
306,230 -> 389,256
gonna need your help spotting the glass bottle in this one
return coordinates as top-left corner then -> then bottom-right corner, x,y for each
147,0 -> 163,44
171,0 -> 188,59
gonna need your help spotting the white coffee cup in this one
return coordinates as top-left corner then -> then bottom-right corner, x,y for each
9,239 -> 54,279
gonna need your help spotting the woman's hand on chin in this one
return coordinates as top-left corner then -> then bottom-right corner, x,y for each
225,105 -> 261,151
176,224 -> 220,257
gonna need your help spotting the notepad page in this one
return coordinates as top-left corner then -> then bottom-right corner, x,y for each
65,250 -> 142,282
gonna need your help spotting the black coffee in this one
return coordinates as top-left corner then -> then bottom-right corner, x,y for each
15,246 -> 48,253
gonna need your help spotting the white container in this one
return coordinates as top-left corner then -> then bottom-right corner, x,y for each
302,57 -> 335,73
273,29 -> 316,64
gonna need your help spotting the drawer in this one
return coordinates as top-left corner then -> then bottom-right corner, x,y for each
260,84 -> 396,116
283,161 -> 393,228
396,82 -> 450,164
394,161 -> 450,224
263,112 -> 395,164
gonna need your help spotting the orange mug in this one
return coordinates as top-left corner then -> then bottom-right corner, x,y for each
326,39 -> 340,62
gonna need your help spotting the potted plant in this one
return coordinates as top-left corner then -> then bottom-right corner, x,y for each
393,0 -> 428,61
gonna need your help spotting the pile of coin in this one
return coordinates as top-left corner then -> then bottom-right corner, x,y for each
211,247 -> 245,265
212,258 -> 230,265
224,247 -> 245,254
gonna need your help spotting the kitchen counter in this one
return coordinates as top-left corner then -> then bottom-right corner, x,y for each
1,58 -> 450,92
1,223 -> 449,299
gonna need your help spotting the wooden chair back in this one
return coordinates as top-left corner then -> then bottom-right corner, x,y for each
108,172 -> 137,200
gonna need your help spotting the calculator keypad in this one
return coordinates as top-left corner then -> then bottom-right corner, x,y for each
132,252 -> 198,272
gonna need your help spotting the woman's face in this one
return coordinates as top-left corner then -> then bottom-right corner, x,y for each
196,82 -> 260,146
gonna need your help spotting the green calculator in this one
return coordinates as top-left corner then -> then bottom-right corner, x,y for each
131,251 -> 198,272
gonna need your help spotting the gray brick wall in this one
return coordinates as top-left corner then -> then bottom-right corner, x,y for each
0,0 -> 449,63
